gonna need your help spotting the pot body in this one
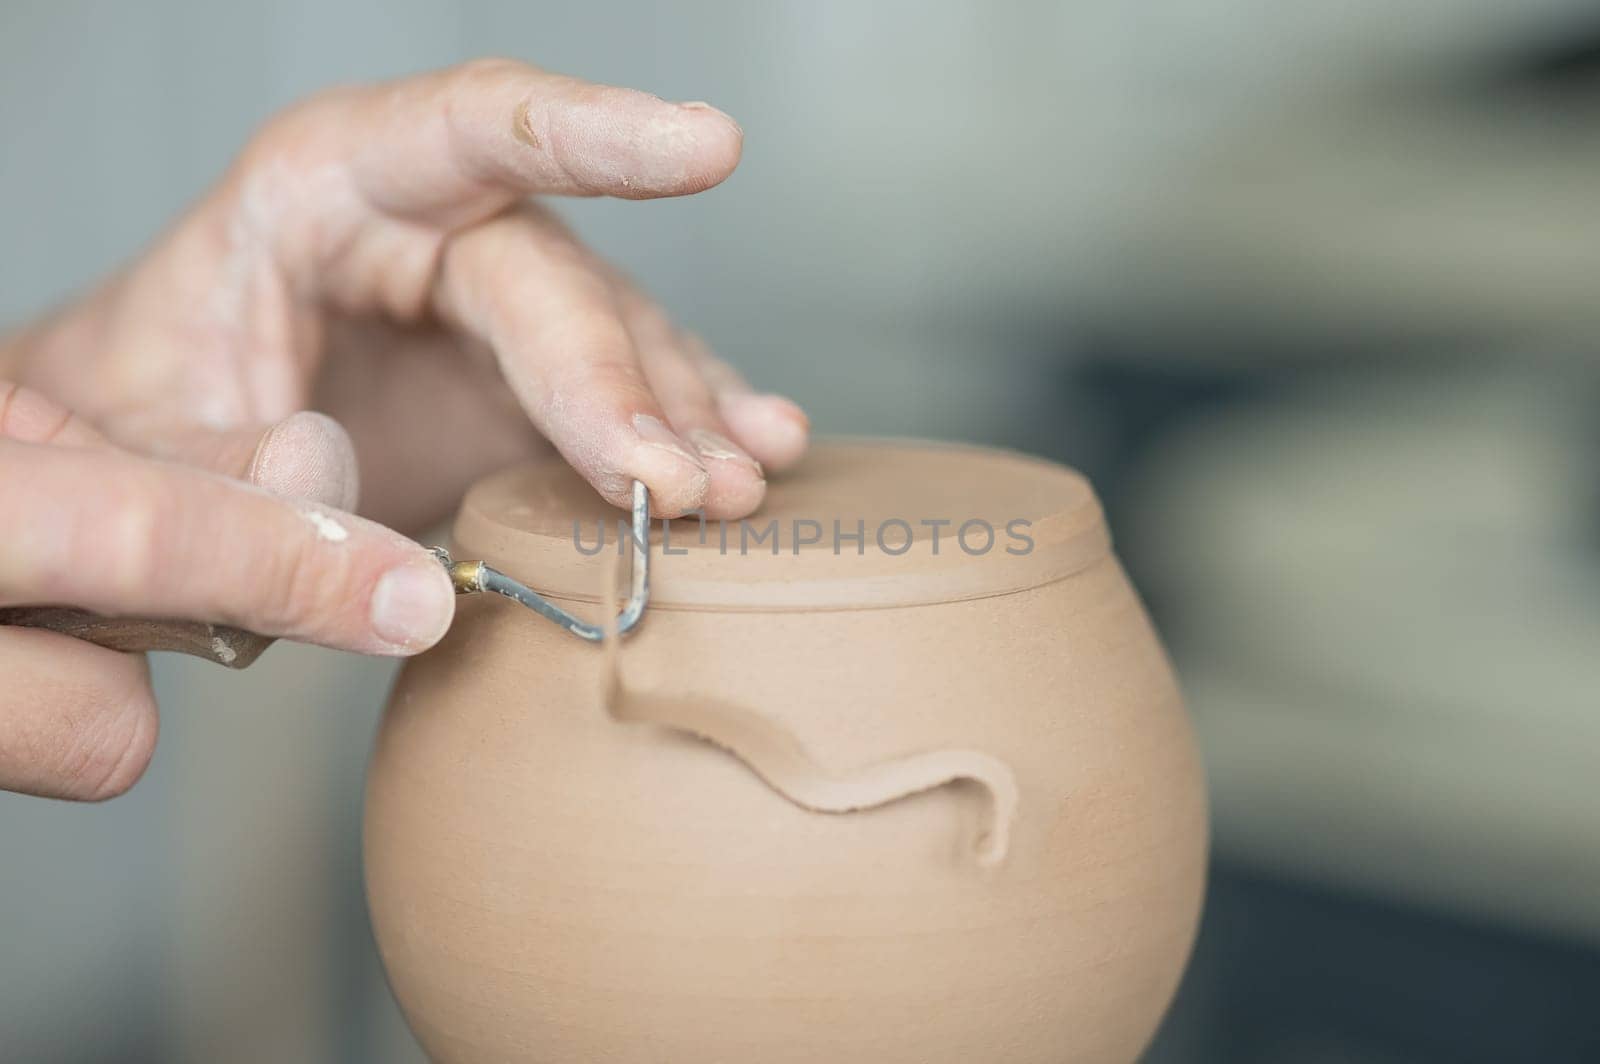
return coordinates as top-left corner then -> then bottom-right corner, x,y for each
365,446 -> 1207,1063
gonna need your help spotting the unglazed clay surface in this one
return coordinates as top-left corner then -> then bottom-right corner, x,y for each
604,645 -> 1020,867
365,441 -> 1207,1063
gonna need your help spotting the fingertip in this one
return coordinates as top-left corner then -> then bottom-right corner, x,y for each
626,413 -> 710,517
250,411 -> 361,511
720,393 -> 810,472
0,629 -> 158,802
678,100 -> 742,137
686,428 -> 767,519
367,556 -> 456,655
701,469 -> 766,520
81,677 -> 159,802
629,452 -> 712,519
549,88 -> 744,199
672,101 -> 743,193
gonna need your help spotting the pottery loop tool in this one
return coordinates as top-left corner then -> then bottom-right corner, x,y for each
429,480 -> 650,643
0,481 -> 652,667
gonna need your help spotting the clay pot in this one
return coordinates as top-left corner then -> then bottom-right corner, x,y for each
364,441 -> 1206,1064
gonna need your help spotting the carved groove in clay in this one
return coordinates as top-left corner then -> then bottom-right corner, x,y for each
600,636 -> 1018,866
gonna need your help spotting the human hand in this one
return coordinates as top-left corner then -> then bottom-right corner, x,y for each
0,383 -> 468,799
0,60 -> 808,800
4,58 -> 808,532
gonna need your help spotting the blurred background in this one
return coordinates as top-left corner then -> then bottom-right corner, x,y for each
4,1 -> 1600,1061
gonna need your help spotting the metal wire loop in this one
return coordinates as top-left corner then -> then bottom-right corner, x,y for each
429,480 -> 650,643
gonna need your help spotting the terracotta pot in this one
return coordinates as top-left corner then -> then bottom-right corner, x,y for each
364,440 -> 1206,1063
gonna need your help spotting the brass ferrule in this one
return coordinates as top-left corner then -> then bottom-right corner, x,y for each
448,560 -> 486,595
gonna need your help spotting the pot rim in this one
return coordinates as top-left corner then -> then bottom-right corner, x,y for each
452,438 -> 1111,612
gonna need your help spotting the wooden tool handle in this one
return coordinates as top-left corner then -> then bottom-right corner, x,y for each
0,606 -> 274,669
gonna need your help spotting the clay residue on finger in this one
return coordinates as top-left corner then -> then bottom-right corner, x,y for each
596,627 -> 1017,866
301,508 -> 349,542
512,98 -> 541,149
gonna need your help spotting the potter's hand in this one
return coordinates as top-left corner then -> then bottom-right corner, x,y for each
2,59 -> 807,537
0,383 -> 462,800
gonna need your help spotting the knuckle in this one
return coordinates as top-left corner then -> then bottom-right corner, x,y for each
231,85 -> 366,192
255,84 -> 364,148
96,476 -> 169,600
256,524 -> 347,635
694,347 -> 746,392
454,56 -> 533,88
628,298 -> 677,343
679,330 -> 717,363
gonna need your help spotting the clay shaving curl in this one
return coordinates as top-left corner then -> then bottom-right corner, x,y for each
601,635 -> 1018,867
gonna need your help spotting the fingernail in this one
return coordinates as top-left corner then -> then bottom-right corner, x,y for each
369,561 -> 454,651
629,413 -> 711,516
632,413 -> 705,469
678,100 -> 742,135
687,428 -> 763,477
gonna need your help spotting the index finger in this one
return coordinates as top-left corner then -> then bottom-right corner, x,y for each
0,441 -> 455,656
327,58 -> 744,221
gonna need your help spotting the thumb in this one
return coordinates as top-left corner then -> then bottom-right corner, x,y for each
0,439 -> 452,655
116,411 -> 361,511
